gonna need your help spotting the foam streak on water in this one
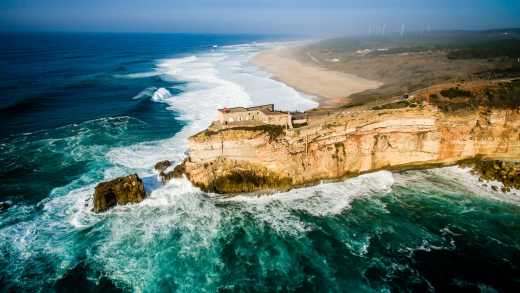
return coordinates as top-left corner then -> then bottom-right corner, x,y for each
0,42 -> 321,290
2,41 -> 520,292
107,43 -> 317,170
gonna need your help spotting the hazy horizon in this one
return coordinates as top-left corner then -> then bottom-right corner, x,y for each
1,0 -> 520,36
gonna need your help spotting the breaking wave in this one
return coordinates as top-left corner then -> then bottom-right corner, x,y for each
2,40 -> 519,292
115,71 -> 162,79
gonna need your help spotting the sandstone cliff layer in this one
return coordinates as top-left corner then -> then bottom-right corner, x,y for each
182,81 -> 520,194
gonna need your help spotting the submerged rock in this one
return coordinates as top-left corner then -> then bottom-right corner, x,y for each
92,174 -> 146,213
154,160 -> 172,173
0,201 -> 11,212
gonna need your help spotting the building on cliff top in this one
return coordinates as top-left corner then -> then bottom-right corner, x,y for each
217,104 -> 293,128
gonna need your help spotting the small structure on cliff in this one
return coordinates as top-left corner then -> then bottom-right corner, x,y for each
217,104 -> 293,128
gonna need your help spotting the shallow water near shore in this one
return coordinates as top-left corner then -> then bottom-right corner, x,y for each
1,33 -> 519,292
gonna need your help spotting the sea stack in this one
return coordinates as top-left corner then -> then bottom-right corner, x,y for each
92,174 -> 146,213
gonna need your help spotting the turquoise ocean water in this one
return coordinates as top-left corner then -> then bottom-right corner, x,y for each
0,33 -> 519,292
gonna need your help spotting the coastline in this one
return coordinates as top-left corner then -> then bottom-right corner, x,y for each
5,32 -> 520,292
250,44 -> 383,107
179,78 -> 520,194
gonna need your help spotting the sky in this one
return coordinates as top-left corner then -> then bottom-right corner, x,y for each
1,0 -> 520,35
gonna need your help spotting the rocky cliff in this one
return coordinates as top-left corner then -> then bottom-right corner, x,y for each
181,80 -> 520,193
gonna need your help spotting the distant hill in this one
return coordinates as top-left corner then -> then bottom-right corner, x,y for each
297,28 -> 520,105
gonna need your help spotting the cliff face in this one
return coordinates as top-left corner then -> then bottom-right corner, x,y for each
182,103 -> 520,193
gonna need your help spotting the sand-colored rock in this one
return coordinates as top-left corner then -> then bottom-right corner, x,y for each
183,103 -> 520,193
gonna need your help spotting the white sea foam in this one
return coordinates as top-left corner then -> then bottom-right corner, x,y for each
432,166 -> 520,203
90,42 -> 389,241
6,40 -> 520,291
223,171 -> 394,214
150,87 -> 172,102
216,171 -> 395,237
394,166 -> 520,205
115,71 -> 162,79
131,87 -> 157,99
106,42 -> 317,170
43,42 -> 321,258
88,180 -> 224,291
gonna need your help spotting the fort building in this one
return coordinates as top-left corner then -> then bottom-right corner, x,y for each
217,104 -> 294,128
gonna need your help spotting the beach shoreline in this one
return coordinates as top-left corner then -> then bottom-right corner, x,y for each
250,44 -> 383,107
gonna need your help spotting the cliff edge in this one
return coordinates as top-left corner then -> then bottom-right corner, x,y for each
181,79 -> 520,193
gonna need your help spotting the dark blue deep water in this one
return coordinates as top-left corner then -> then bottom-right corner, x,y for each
0,32 -> 268,204
0,33 -> 519,292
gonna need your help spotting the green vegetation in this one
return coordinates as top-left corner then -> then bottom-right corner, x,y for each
371,100 -> 418,110
340,102 -> 364,109
437,102 -> 475,113
486,80 -> 520,108
309,30 -> 520,59
302,29 -> 520,105
230,125 -> 285,141
197,124 -> 285,141
447,39 -> 520,60
207,170 -> 292,193
429,80 -> 520,113
370,46 -> 433,56
477,64 -> 520,79
439,87 -> 473,98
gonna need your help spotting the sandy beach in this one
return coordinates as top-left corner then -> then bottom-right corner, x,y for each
250,45 -> 383,106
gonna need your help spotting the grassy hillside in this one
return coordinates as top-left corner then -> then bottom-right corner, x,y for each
297,29 -> 520,105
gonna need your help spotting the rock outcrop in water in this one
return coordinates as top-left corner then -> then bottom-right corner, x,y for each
155,159 -> 186,183
180,80 -> 520,194
92,174 -> 146,213
154,160 -> 172,173
462,159 -> 520,192
0,201 -> 11,212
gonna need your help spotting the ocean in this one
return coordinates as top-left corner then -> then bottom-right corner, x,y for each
0,32 -> 519,292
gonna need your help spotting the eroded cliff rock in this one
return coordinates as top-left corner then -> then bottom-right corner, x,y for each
92,174 -> 146,213
159,160 -> 187,183
183,81 -> 520,194
461,159 -> 520,192
183,157 -> 292,193
154,160 -> 172,173
154,159 -> 186,183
